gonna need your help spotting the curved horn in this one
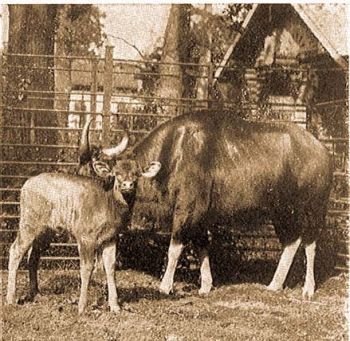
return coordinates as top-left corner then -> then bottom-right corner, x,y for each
102,131 -> 129,157
79,116 -> 93,157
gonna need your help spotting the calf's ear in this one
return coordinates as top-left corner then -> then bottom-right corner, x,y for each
141,161 -> 161,178
92,160 -> 112,178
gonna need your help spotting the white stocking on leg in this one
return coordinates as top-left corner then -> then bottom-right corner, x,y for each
198,248 -> 213,295
302,241 -> 316,299
159,238 -> 184,295
267,237 -> 301,291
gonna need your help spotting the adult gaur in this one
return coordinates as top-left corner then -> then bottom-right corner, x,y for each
83,110 -> 333,299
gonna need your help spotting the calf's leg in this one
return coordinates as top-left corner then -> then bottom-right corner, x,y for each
102,243 -> 120,313
26,233 -> 52,301
78,245 -> 95,314
7,229 -> 36,304
26,243 -> 41,301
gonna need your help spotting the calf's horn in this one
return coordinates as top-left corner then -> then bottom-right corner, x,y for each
102,131 -> 129,157
79,116 -> 93,157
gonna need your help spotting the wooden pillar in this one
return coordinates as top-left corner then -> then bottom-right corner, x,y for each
208,62 -> 213,109
245,68 -> 258,116
196,4 -> 212,109
102,46 -> 113,145
0,52 -> 4,146
89,57 -> 98,133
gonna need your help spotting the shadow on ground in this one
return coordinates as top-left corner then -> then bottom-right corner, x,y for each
35,271 -> 184,305
118,228 -> 340,291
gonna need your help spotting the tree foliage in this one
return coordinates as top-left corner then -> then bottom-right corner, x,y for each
223,4 -> 253,33
140,4 -> 252,98
188,4 -> 252,65
55,4 -> 106,56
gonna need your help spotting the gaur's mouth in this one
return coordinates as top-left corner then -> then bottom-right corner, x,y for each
120,189 -> 136,195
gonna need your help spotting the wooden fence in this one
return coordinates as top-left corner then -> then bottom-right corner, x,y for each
0,48 -> 348,274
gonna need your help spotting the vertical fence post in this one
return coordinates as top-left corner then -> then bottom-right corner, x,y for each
0,51 -> 4,146
30,112 -> 36,144
102,46 -> 114,145
90,57 -> 98,134
208,62 -> 213,109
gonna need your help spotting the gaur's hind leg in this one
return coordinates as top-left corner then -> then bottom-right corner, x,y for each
102,243 -> 120,313
267,212 -> 302,292
7,228 -> 37,304
301,208 -> 323,299
267,237 -> 301,291
198,247 -> 212,295
191,227 -> 212,295
302,241 -> 316,299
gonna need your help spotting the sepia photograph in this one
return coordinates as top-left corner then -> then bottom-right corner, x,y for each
1,3 -> 348,340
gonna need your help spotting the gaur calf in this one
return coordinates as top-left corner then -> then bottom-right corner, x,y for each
6,118 -> 161,314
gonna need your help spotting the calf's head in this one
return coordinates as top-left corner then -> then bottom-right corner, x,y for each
78,117 -> 161,198
93,158 -> 161,194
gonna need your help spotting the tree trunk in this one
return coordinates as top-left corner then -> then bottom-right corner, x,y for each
54,9 -> 72,146
156,5 -> 189,116
7,5 -> 57,150
196,4 -> 212,107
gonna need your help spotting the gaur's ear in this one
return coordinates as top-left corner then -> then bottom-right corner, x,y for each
141,161 -> 161,178
92,160 -> 112,178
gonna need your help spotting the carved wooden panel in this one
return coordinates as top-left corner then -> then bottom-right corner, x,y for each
281,18 -> 324,57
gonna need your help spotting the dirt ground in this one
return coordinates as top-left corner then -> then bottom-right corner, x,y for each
1,268 -> 348,341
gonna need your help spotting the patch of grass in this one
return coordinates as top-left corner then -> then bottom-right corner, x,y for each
1,270 -> 348,340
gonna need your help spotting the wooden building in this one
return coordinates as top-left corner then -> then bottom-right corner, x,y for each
216,4 -> 348,137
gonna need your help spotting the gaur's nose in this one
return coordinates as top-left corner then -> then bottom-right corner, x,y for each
120,181 -> 135,191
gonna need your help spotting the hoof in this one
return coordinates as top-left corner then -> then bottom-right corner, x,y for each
78,309 -> 85,315
110,305 -> 121,314
302,288 -> 314,300
266,283 -> 282,292
198,286 -> 212,296
6,298 -> 15,305
78,305 -> 86,315
159,284 -> 172,295
6,293 -> 17,305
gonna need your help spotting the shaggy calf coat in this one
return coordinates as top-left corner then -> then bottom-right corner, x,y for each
6,173 -> 129,314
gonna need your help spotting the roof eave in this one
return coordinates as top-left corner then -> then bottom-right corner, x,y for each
213,4 -> 259,85
215,4 -> 348,79
292,3 -> 348,70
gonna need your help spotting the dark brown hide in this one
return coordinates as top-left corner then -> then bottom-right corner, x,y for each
130,111 -> 332,242
85,110 -> 333,297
